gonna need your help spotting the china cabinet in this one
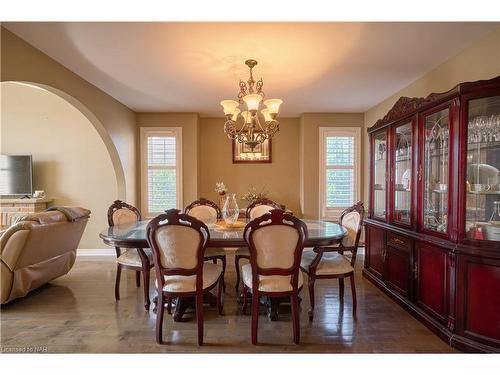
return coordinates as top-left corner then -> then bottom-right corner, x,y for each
365,76 -> 500,353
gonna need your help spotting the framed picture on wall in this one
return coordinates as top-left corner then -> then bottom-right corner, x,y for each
232,137 -> 272,163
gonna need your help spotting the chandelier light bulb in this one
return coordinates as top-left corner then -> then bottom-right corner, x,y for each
264,99 -> 283,115
260,108 -> 273,123
243,94 -> 263,112
231,108 -> 241,121
240,111 -> 252,124
220,100 -> 239,116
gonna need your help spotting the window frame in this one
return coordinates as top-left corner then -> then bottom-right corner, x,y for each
140,127 -> 183,218
319,126 -> 361,220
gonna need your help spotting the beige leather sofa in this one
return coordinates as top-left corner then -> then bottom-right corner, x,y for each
1,207 -> 90,304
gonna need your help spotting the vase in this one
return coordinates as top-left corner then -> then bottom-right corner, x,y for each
218,193 -> 226,210
222,193 -> 239,225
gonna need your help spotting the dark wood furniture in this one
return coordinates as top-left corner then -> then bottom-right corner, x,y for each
365,76 -> 500,353
185,198 -> 227,291
100,218 -> 346,322
147,209 -> 224,345
301,201 -> 364,322
241,209 -> 307,344
234,198 -> 282,293
107,200 -> 153,311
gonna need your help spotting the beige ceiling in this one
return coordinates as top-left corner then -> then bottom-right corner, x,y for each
4,22 -> 499,116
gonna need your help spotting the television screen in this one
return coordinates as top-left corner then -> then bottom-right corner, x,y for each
0,155 -> 33,196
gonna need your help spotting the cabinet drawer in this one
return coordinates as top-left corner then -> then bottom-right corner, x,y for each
387,233 -> 412,251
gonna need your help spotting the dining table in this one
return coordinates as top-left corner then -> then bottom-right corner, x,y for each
100,219 -> 347,321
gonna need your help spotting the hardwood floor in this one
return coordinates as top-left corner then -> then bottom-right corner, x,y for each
0,250 -> 455,353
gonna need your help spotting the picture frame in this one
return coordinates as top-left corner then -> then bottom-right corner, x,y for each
232,137 -> 272,163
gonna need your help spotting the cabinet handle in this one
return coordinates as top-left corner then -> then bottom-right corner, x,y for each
417,165 -> 422,181
413,264 -> 418,279
392,237 -> 405,246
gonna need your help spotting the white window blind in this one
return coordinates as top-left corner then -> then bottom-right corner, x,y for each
141,128 -> 182,217
319,127 -> 361,220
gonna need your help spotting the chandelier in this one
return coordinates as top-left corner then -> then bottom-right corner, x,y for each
220,59 -> 283,150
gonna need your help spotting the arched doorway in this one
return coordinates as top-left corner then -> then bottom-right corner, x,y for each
1,81 -> 124,248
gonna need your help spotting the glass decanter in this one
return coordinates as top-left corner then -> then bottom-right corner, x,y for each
222,193 -> 239,225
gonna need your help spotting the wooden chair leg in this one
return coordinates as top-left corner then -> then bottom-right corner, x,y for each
167,297 -> 172,315
350,274 -> 357,317
251,291 -> 259,345
196,292 -> 204,346
291,293 -> 300,344
115,264 -> 122,301
156,293 -> 165,344
234,256 -> 241,293
221,256 -> 227,293
242,283 -> 248,315
339,278 -> 345,301
217,276 -> 224,315
135,270 -> 141,287
142,268 -> 151,311
307,275 -> 316,322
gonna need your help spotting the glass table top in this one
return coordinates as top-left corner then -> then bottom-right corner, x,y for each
100,219 -> 347,247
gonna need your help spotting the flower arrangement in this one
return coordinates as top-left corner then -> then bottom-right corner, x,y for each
241,185 -> 268,203
215,182 -> 228,195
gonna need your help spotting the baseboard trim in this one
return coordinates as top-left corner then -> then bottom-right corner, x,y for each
77,248 -> 115,256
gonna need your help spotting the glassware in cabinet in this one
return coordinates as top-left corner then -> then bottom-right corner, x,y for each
393,122 -> 413,225
422,108 -> 450,234
373,131 -> 387,220
465,95 -> 500,241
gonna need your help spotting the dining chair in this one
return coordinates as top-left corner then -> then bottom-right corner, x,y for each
241,209 -> 307,344
300,201 -> 364,321
234,198 -> 282,293
185,198 -> 226,291
107,200 -> 154,310
147,209 -> 224,345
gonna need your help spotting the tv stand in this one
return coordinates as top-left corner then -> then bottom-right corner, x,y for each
0,197 -> 53,228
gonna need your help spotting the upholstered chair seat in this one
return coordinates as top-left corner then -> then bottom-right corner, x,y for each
300,201 -> 364,322
147,209 -> 224,345
235,198 -> 282,294
300,250 -> 353,275
117,248 -> 154,267
107,200 -> 153,311
241,263 -> 303,292
156,263 -> 222,293
242,209 -> 307,345
185,198 -> 226,291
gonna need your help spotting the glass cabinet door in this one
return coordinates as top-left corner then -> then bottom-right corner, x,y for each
422,108 -> 450,234
465,95 -> 500,242
393,122 -> 413,225
373,130 -> 387,220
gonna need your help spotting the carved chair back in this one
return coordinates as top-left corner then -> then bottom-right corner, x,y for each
246,198 -> 282,220
107,200 -> 141,226
244,209 -> 307,292
338,201 -> 364,266
107,200 -> 142,257
184,198 -> 221,225
147,209 -> 209,293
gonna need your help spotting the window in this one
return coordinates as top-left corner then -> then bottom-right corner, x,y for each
319,127 -> 361,220
140,127 -> 182,218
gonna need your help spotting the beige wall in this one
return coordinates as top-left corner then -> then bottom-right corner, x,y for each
300,113 -> 365,219
198,118 -> 301,216
363,27 -> 500,205
136,113 -> 200,211
1,82 -> 117,248
0,27 -> 137,205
